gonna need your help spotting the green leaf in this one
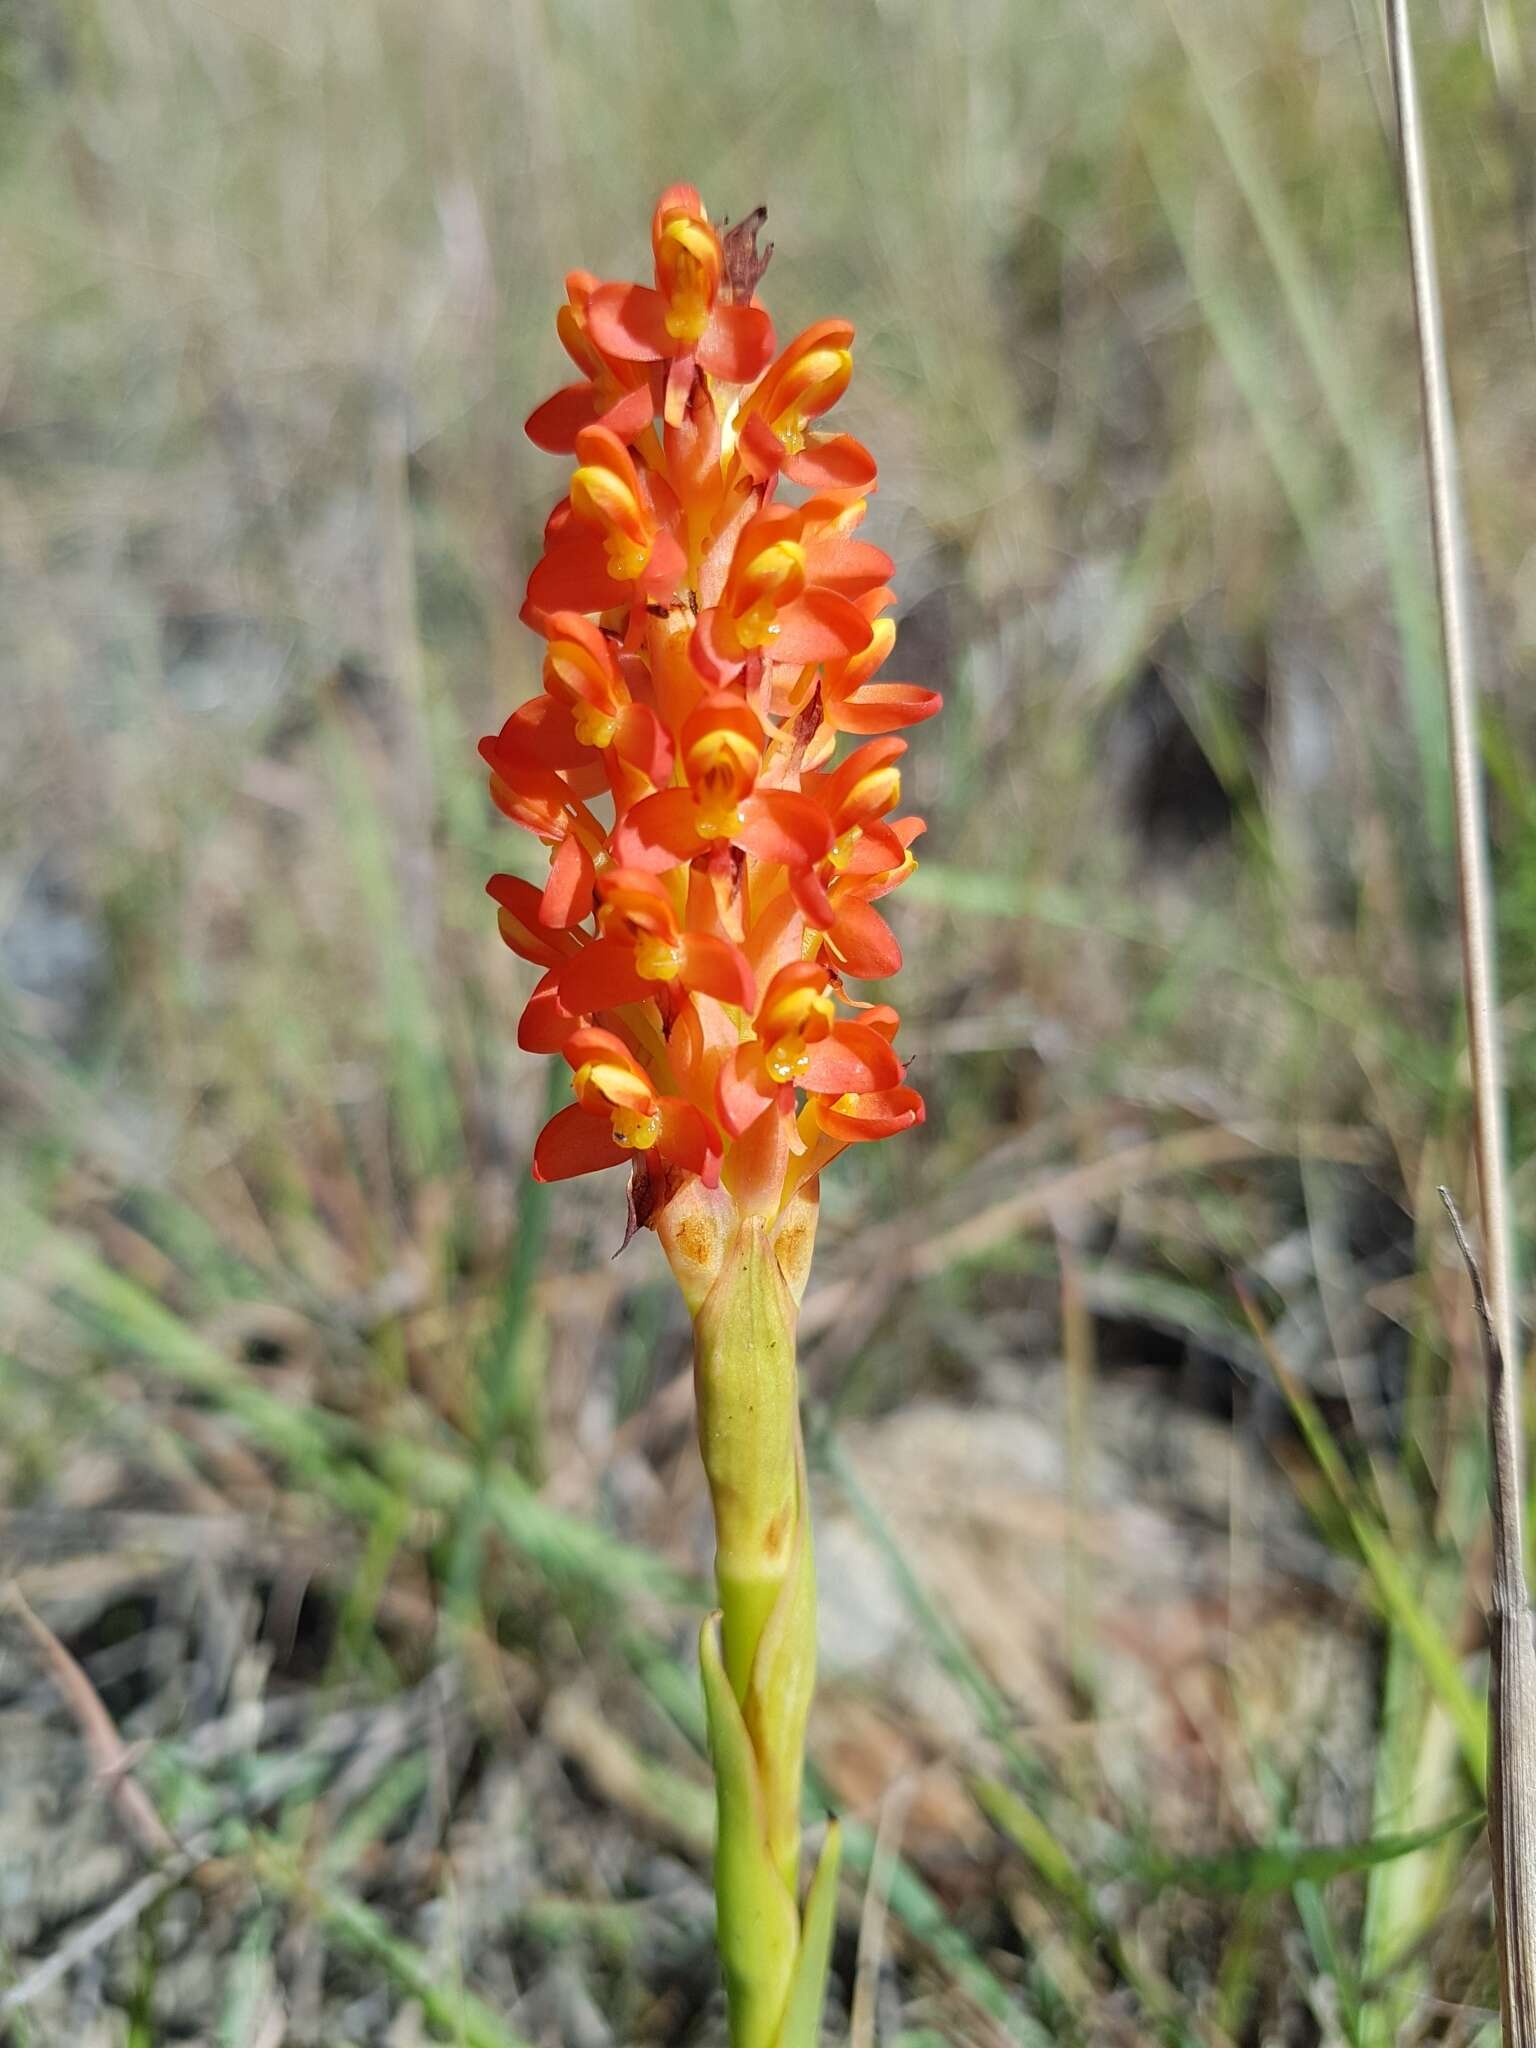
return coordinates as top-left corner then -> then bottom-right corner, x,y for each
777,1822 -> 842,2048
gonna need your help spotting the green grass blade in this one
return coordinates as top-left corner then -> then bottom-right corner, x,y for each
1127,1808 -> 1479,1895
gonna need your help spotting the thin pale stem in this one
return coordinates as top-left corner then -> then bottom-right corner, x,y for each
1386,0 -> 1521,1448
1391,8 -> 1532,2038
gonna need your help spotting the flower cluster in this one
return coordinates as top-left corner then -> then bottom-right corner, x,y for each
485,186 -> 938,1223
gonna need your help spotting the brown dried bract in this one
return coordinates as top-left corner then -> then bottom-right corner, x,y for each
787,683 -> 824,765
721,206 -> 772,304
618,1157 -> 656,1254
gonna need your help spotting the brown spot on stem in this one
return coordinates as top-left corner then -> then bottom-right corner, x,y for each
674,1217 -> 711,1267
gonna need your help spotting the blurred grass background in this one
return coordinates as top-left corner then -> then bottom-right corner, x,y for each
3,0 -> 1536,2041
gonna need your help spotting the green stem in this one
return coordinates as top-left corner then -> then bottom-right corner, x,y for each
688,1214 -> 835,2048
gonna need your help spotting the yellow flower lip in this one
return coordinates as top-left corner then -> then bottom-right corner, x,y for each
665,294 -> 710,344
765,1034 -> 812,1085
635,935 -> 684,981
773,347 -> 852,442
572,703 -> 619,748
757,983 -> 837,1087
611,1104 -> 661,1151
828,828 -> 861,872
570,461 -> 644,537
603,533 -> 653,582
730,538 -> 806,649
695,800 -> 745,841
733,604 -> 782,650
657,216 -> 720,342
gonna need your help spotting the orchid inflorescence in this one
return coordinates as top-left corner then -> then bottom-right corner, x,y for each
484,184 -> 939,1229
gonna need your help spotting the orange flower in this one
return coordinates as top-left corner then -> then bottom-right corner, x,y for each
523,271 -> 656,453
555,868 -> 755,1017
804,610 -> 943,757
715,962 -> 902,1138
587,186 -> 775,425
522,425 -> 687,625
689,504 -> 877,686
613,691 -> 832,879
534,1027 -> 721,1186
737,320 -> 876,492
484,191 -> 938,1218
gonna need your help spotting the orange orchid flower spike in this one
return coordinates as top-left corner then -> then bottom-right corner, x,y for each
485,189 -> 937,1228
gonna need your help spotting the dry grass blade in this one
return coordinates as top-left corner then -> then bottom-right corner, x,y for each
0,1848 -> 208,2019
1440,1190 -> 1536,2045
1386,0 -> 1529,2035
1385,0 -> 1518,1374
3,1581 -> 179,1864
849,1779 -> 913,2048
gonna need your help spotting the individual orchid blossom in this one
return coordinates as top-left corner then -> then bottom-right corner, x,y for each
523,271 -> 657,453
534,1026 -> 722,1187
483,190 -> 938,2048
586,185 -> 776,426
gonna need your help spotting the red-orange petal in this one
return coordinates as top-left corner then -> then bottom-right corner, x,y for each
532,1102 -> 629,1182
838,820 -> 908,876
555,935 -> 652,1017
837,681 -> 943,734
736,409 -> 786,484
600,383 -> 656,443
488,874 -> 578,969
525,381 -> 600,452
738,788 -> 834,869
826,896 -> 903,979
697,301 -> 775,383
612,787 -> 704,872
518,970 -> 580,1054
679,932 -> 756,1010
525,526 -> 626,617
688,604 -> 745,686
586,281 -> 673,362
799,1020 -> 902,1096
659,1097 -> 722,1186
716,1043 -> 775,1139
785,434 -> 877,492
483,694 -> 592,774
789,861 -> 837,931
812,1083 -> 924,1145
540,831 -> 595,928
802,535 -> 895,598
637,525 -> 687,603
611,702 -> 673,796
770,587 -> 873,667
